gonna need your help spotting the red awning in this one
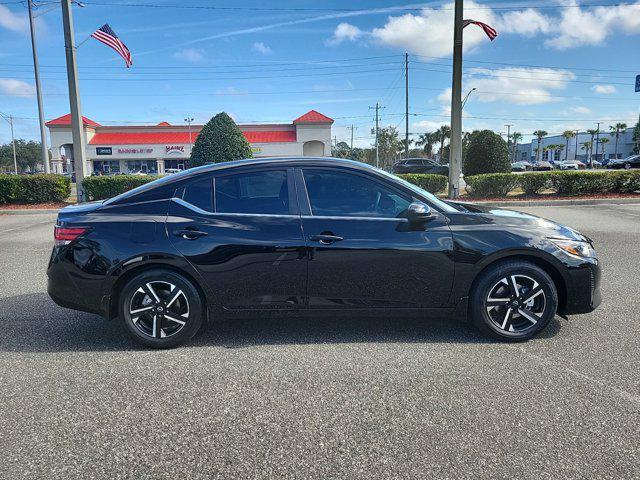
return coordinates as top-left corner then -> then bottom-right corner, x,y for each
88,130 -> 296,145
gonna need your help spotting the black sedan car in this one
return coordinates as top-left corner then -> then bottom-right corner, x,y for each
392,158 -> 449,176
606,154 -> 640,169
48,158 -> 601,348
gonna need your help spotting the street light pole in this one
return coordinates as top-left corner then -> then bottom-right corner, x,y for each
27,0 -> 50,173
574,129 -> 579,161
184,117 -> 194,156
461,87 -> 476,110
61,0 -> 88,201
0,112 -> 18,174
448,0 -> 463,198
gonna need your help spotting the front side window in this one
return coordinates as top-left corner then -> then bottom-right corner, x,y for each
215,170 -> 289,215
303,169 -> 411,218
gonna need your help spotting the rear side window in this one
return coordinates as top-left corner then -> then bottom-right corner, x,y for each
215,170 -> 289,215
182,177 -> 213,212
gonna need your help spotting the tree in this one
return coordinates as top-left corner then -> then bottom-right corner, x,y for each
190,112 -> 252,166
510,132 -> 522,162
598,137 -> 610,162
580,141 -> 592,160
609,122 -> 627,160
331,141 -> 351,159
634,119 -> 640,155
533,130 -> 547,162
561,130 -> 576,161
586,128 -> 598,163
0,139 -> 42,172
462,129 -> 510,176
435,125 -> 451,164
376,126 -> 403,169
415,131 -> 437,156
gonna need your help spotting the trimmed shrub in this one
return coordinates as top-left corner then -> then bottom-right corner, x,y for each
609,170 -> 640,194
0,174 -> 70,204
397,173 -> 448,193
465,173 -> 519,198
462,130 -> 510,176
190,112 -> 253,167
548,171 -> 615,196
82,175 -> 157,201
518,172 -> 553,196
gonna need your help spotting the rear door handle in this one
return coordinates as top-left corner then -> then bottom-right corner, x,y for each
173,229 -> 208,240
310,234 -> 344,245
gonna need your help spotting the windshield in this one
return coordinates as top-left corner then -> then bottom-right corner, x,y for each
373,167 -> 458,213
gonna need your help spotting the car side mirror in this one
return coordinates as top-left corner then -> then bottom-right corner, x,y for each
406,201 -> 436,223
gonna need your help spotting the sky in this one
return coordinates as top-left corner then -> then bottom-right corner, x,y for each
1,0 -> 639,148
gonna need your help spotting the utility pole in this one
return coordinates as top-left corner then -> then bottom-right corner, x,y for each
448,0 -> 463,198
347,124 -> 357,151
404,52 -> 409,159
505,124 -> 512,160
27,0 -> 49,173
61,0 -> 88,201
593,122 -> 601,168
0,112 -> 18,174
184,117 -> 194,155
574,129 -> 580,161
369,103 -> 383,169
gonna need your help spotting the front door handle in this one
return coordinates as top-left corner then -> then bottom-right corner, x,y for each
310,234 -> 344,245
173,229 -> 208,240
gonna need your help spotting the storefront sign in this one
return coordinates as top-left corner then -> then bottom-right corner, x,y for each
165,145 -> 185,155
117,148 -> 153,154
96,147 -> 112,155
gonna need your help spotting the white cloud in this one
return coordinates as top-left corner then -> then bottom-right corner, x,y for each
371,1 -> 496,57
0,5 -> 29,34
570,106 -> 591,114
172,48 -> 206,62
497,8 -> 551,37
252,42 -> 272,55
437,87 -> 452,104
0,78 -> 35,98
326,22 -> 363,46
463,67 -> 576,105
592,84 -> 617,94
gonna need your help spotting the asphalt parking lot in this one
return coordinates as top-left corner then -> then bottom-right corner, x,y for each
0,205 -> 639,479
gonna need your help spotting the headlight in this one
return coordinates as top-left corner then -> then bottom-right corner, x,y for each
550,238 -> 596,258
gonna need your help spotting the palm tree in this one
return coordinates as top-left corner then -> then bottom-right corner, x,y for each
581,141 -> 592,161
533,130 -> 547,162
609,122 -> 627,160
561,130 -> 576,161
586,129 -> 598,163
415,131 -> 437,157
598,137 -> 610,164
435,125 -> 451,164
511,132 -> 522,162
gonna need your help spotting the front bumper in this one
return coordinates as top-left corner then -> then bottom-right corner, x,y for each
561,260 -> 602,315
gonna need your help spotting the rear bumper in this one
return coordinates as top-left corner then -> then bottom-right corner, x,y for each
561,260 -> 602,315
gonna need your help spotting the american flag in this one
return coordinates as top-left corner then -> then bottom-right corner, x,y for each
463,19 -> 498,41
91,24 -> 133,67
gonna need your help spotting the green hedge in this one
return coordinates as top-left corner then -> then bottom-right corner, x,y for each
0,174 -> 71,204
397,174 -> 448,193
82,175 -> 158,201
465,173 -> 519,198
464,170 -> 640,198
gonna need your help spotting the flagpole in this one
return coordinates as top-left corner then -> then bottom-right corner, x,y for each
448,0 -> 463,198
61,0 -> 88,202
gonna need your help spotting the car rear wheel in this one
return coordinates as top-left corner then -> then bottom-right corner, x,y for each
120,269 -> 203,348
470,261 -> 558,341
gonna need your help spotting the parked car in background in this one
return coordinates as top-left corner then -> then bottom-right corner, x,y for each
532,161 -> 553,171
164,168 -> 182,175
392,158 -> 449,176
607,155 -> 640,170
47,157 -> 601,348
511,161 -> 531,172
558,160 -> 586,171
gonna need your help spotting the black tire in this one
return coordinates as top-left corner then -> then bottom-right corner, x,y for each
120,269 -> 203,349
469,260 -> 558,341
624,163 -> 631,170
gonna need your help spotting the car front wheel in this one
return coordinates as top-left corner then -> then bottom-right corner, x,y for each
120,269 -> 203,348
470,261 -> 558,341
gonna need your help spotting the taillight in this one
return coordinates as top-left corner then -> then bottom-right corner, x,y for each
54,226 -> 88,247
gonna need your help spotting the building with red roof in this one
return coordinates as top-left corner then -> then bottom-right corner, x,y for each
46,110 -> 333,175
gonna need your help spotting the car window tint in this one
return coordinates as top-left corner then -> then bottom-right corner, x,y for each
303,169 -> 411,218
215,170 -> 289,215
182,177 -> 213,212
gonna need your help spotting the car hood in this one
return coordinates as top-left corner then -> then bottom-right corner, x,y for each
451,202 -> 590,242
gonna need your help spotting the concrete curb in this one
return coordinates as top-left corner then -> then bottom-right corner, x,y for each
469,197 -> 640,207
0,209 -> 60,215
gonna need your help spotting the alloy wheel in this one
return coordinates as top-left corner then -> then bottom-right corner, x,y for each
129,281 -> 190,339
485,274 -> 546,334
